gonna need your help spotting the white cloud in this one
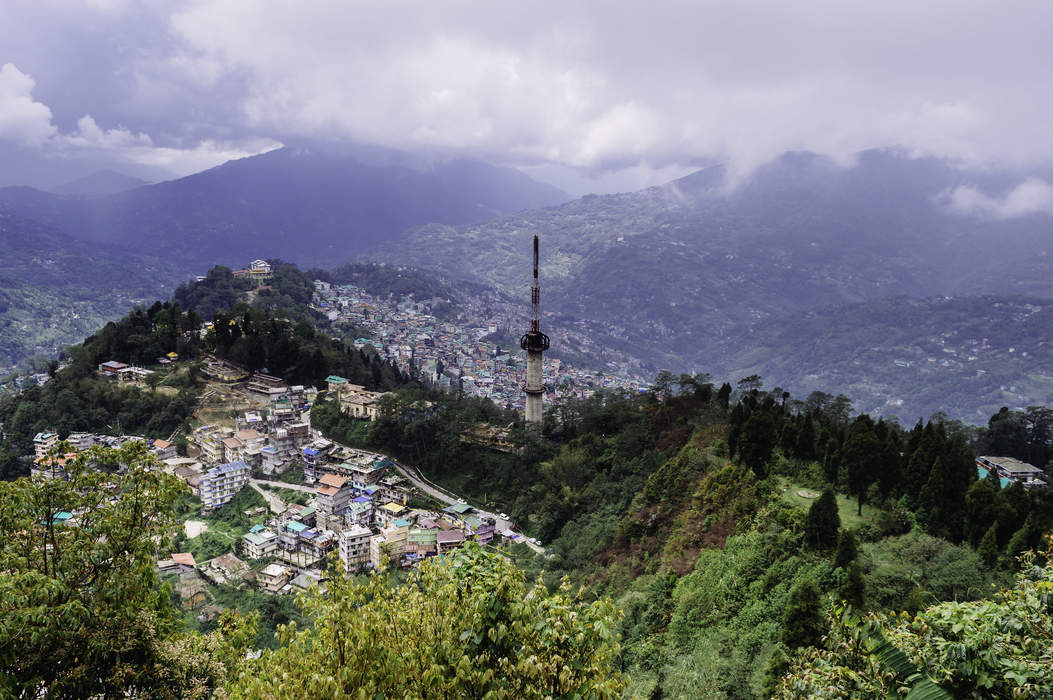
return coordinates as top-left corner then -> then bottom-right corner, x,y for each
162,0 -> 1053,181
6,2 -> 1053,188
0,63 -> 57,146
0,62 -> 279,177
946,178 -> 1053,219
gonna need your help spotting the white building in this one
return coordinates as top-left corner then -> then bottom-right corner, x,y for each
339,524 -> 372,572
33,431 -> 58,460
199,460 -> 250,510
242,528 -> 279,559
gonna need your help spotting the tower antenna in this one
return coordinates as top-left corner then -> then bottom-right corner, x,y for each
520,235 -> 550,430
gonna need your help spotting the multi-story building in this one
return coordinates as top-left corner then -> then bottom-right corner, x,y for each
316,473 -> 353,515
151,439 -> 177,461
260,446 -> 284,475
339,524 -> 372,572
346,496 -> 374,528
33,431 -> 58,460
66,433 -> 95,450
257,563 -> 291,593
242,528 -> 279,559
199,460 -> 250,510
222,436 -> 245,464
976,456 -> 1048,489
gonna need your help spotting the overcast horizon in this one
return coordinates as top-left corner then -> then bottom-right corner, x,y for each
3,1 -> 1053,201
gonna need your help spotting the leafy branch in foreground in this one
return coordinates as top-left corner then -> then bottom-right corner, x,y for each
777,536 -> 1053,699
0,442 -> 256,698
225,543 -> 625,699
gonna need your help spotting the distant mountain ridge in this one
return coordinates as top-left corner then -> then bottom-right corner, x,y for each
369,150 -> 1053,420
52,169 -> 149,197
710,295 -> 1053,422
0,144 -> 568,370
0,145 -> 570,270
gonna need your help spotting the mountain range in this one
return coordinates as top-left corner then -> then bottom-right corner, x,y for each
0,145 -> 569,372
2,145 -> 1051,422
370,150 -> 1053,420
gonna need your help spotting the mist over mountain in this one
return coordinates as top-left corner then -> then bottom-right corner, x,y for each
0,144 -> 567,370
0,144 -> 570,270
51,169 -> 149,198
371,150 -> 1053,419
0,209 -> 176,370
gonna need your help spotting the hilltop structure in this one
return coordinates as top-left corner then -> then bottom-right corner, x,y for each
520,235 -> 549,429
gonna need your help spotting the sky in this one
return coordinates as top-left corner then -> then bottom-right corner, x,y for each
2,1 -> 1053,197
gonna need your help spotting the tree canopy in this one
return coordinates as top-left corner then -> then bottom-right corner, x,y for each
225,544 -> 625,699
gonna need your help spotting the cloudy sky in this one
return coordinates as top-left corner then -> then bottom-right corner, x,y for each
2,1 -> 1053,195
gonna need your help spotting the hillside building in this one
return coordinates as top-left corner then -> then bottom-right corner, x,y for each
199,460 -> 250,510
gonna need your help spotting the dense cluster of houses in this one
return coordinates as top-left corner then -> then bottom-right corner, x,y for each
311,280 -> 649,413
30,429 -> 179,480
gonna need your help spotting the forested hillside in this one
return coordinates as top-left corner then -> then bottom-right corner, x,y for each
2,261 -> 1050,697
0,264 -> 410,480
0,209 -> 178,373
313,373 -> 1053,697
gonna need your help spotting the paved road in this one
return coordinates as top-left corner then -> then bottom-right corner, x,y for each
388,459 -> 546,555
252,450 -> 547,555
251,478 -> 315,495
249,481 -> 287,514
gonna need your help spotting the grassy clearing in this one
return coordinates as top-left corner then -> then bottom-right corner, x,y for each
777,477 -> 879,530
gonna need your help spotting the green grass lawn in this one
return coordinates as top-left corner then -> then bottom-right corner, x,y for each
777,477 -> 879,530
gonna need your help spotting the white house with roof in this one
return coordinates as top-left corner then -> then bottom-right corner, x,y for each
199,460 -> 250,510
976,456 -> 1048,489
339,524 -> 372,572
249,259 -> 273,279
33,431 -> 58,460
243,527 -> 279,559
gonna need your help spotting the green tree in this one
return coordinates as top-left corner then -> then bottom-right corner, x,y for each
977,523 -> 1000,569
776,541 -> 1053,699
918,457 -> 955,539
0,442 -> 238,697
738,410 -> 777,477
225,544 -> 625,699
841,417 -> 883,515
782,578 -> 825,650
833,529 -> 858,570
804,489 -> 841,550
964,478 -> 1000,545
838,561 -> 865,608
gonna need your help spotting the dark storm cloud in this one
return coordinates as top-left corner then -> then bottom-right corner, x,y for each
3,1 -> 1053,193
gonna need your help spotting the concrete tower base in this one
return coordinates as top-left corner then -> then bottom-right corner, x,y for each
525,349 -> 544,425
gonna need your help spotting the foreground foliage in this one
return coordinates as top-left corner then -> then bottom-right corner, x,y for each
225,544 -> 625,699
0,442 -> 227,697
777,541 -> 1053,699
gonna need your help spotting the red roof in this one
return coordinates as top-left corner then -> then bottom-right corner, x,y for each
172,552 -> 196,567
318,473 -> 347,488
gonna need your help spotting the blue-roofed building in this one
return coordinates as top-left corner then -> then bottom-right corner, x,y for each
199,460 -> 250,510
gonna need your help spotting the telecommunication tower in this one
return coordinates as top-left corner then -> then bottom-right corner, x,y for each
520,235 -> 549,428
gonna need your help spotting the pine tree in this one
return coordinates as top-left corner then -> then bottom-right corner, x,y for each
804,489 -> 841,550
834,529 -> 858,569
838,561 -> 865,608
964,478 -> 999,546
1004,514 -> 1036,563
794,415 -> 817,461
978,523 -> 999,569
782,578 -> 825,649
822,437 -> 840,484
842,417 -> 883,515
761,646 -> 789,698
918,457 -> 952,538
